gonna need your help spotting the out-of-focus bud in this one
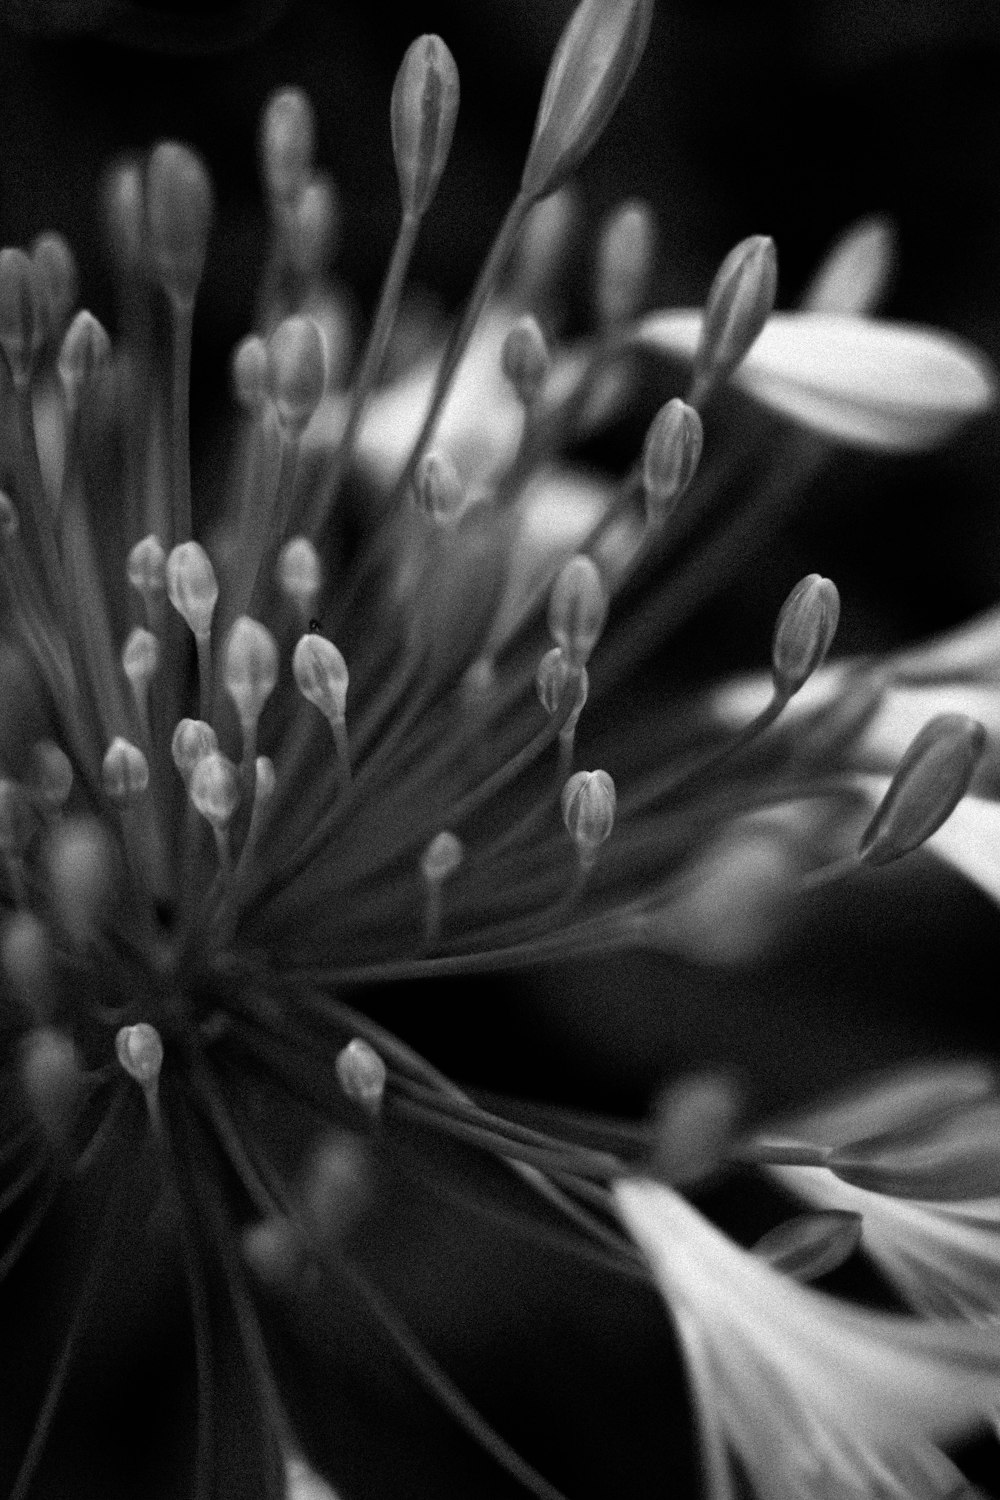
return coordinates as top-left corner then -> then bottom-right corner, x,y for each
515,186 -> 580,305
1,911 -> 52,1020
145,142 -> 214,304
171,718 -> 218,780
261,88 -> 315,205
0,247 -> 43,391
21,1027 -> 83,1144
595,199 -> 655,327
859,713 -> 987,867
293,635 -> 349,725
536,646 -> 588,730
58,310 -> 112,415
691,234 -> 777,400
224,617 -> 279,738
116,1021 -> 164,1089
771,573 -> 840,699
414,448 -> 464,523
190,750 -> 240,830
421,830 -> 463,884
232,334 -> 269,410
752,1211 -> 863,1282
265,315 -> 327,435
102,737 -> 150,806
46,817 -> 113,945
32,233 -> 77,344
335,1038 -> 387,1115
651,1071 -> 741,1186
286,175 -> 339,277
520,0 -> 654,202
103,158 -> 145,270
548,554 -> 607,669
390,34 -> 460,220
127,535 -> 167,613
641,398 -> 703,525
166,541 -> 218,642
277,537 -> 322,618
562,768 -> 616,865
501,316 -> 550,407
31,740 -> 73,813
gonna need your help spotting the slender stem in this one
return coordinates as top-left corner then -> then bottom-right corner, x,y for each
170,294 -> 195,544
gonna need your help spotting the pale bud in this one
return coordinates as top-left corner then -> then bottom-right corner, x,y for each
753,1211 -> 863,1282
190,750 -> 240,830
1,911 -> 52,1020
103,737 -> 149,805
536,647 -> 588,732
116,1022 -> 164,1088
335,1038 -> 387,1114
293,635 -> 349,724
46,817 -> 113,944
21,1027 -> 82,1143
421,830 -> 463,884
145,142 -> 214,304
32,232 -> 77,343
254,755 -> 277,804
166,541 -> 218,641
0,246 -> 42,391
641,398 -> 703,524
561,768 -> 616,863
232,335 -> 269,409
261,88 -> 315,204
501,316 -> 550,406
595,199 -> 655,327
171,718 -> 218,779
127,534 -> 167,610
31,740 -> 73,812
771,574 -> 840,699
58,310 -> 112,414
515,187 -> 579,304
391,34 -> 461,219
103,158 -> 145,269
692,234 -> 777,397
414,448 -> 464,523
859,714 -> 987,867
548,553 -> 607,669
265,315 -> 327,434
652,1072 -> 741,1186
122,627 -> 160,693
224,617 -> 279,734
277,537 -> 322,617
287,176 -> 339,276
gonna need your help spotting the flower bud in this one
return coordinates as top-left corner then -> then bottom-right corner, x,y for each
232,335 -> 269,409
1,911 -> 52,1020
752,1211 -> 863,1281
171,718 -> 218,779
771,573 -> 840,699
127,534 -> 167,611
293,634 -> 349,725
265,315 -> 327,435
32,232 -> 77,344
166,541 -> 218,641
641,398 -> 703,524
548,554 -> 607,670
414,448 -> 464,523
46,817 -> 113,945
190,750 -> 240,830
421,830 -> 463,884
561,768 -> 616,864
515,186 -> 579,304
286,175 -> 339,277
261,88 -> 315,204
501,316 -> 550,407
224,617 -> 279,735
122,627 -> 160,694
595,199 -> 655,327
103,158 -> 145,270
536,647 -> 588,733
116,1021 -> 164,1088
335,1038 -> 387,1114
277,537 -> 322,617
21,1027 -> 83,1144
391,34 -> 460,219
691,235 -> 777,398
103,737 -> 149,805
859,713 -> 987,867
652,1071 -> 741,1186
254,755 -> 276,805
146,141 -> 214,304
0,246 -> 43,391
58,310 -> 112,414
520,0 -> 654,202
31,740 -> 73,812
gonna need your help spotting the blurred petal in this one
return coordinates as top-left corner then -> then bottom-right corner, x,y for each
925,794 -> 1000,906
800,215 -> 897,316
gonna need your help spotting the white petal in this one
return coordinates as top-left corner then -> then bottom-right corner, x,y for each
890,607 -> 1000,685
635,310 -> 997,451
800,215 -> 897,316
926,794 -> 1000,907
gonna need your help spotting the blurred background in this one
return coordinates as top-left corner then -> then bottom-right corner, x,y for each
3,0 -> 1000,1495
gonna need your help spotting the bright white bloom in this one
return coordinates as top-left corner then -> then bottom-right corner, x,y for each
615,1176 -> 1000,1500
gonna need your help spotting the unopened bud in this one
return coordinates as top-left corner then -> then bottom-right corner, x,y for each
171,718 -> 218,779
32,232 -> 77,343
521,0 -> 654,201
771,573 -> 840,698
549,553 -> 607,669
116,1021 -> 164,1088
190,750 -> 240,830
859,713 -> 987,867
561,768 -> 616,864
46,817 -> 113,944
21,1027 -> 82,1143
0,492 -> 19,543
1,911 -> 52,1019
286,175 -> 339,276
753,1211 -> 863,1281
146,142 -> 214,303
0,246 -> 43,391
536,647 -> 588,731
277,537 -> 322,617
391,34 -> 460,219
261,88 -> 315,204
652,1072 -> 741,1186
166,541 -> 218,641
265,315 -> 327,434
641,398 -> 703,523
122,627 -> 160,693
232,335 -> 269,409
515,187 -> 579,304
58,310 -> 112,414
103,737 -> 149,805
31,740 -> 73,812
103,158 -> 145,269
293,634 -> 349,724
335,1038 -> 387,1114
691,235 -> 777,399
254,755 -> 276,804
224,617 -> 279,734
501,316 -> 550,406
414,448 -> 463,523
127,534 -> 167,611
421,830 -> 463,883
595,199 -> 655,327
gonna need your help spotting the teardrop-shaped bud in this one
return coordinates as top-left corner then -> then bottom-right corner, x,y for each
189,750 -> 240,830
536,647 -> 589,734
146,141 -> 214,304
232,334 -> 269,409
116,1022 -> 164,1089
549,554 -> 607,669
691,234 -> 777,398
166,541 -> 218,641
122,627 -> 160,694
515,186 -> 580,304
171,718 -> 218,780
501,316 -> 550,407
0,247 -> 43,391
46,817 -> 113,945
58,310 -> 112,414
21,1026 -> 83,1144
277,537 -> 322,617
652,1072 -> 741,1187
520,0 -> 654,202
595,198 -> 655,327
752,1211 -> 863,1281
31,740 -> 73,812
859,713 -> 987,867
562,768 -> 616,863
391,34 -> 460,219
102,737 -> 149,805
223,617 -> 279,735
414,448 -> 464,523
1,911 -> 52,1020
335,1038 -> 387,1115
421,830 -> 463,884
265,315 -> 327,434
103,158 -> 146,270
127,534 -> 167,609
286,175 -> 339,277
641,398 -> 703,524
261,87 -> 315,205
771,573 -> 840,699
32,232 -> 77,344
293,634 -> 349,724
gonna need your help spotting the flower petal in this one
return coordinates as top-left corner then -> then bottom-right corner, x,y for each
800,215 -> 897,316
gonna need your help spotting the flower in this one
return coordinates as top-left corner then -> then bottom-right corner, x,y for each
615,1175 -> 1000,1500
0,3 -> 997,1496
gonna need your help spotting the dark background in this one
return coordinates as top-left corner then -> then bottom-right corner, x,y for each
3,1 -> 1000,1496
